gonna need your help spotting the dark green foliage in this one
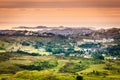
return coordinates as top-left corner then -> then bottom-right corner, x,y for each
33,41 -> 44,49
21,42 -> 30,46
0,52 -> 14,62
45,40 -> 70,54
76,76 -> 83,80
107,44 -> 120,57
18,60 -> 58,70
0,65 -> 22,74
59,62 -> 88,73
91,51 -> 104,60
65,50 -> 84,56
16,50 -> 40,56
92,53 -> 104,60
78,42 -> 102,48
0,53 -> 22,74
52,48 -> 64,54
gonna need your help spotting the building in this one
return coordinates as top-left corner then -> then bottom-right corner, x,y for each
83,38 -> 114,43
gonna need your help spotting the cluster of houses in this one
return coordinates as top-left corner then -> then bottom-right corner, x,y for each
83,38 -> 114,43
7,37 -> 117,60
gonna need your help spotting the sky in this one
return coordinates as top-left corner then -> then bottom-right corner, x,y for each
0,0 -> 120,29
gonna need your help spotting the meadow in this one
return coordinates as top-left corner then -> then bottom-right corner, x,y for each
0,53 -> 120,80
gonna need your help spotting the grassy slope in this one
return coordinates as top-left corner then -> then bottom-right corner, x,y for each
0,55 -> 120,80
0,36 -> 120,80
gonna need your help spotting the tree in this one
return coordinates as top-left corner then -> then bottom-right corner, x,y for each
76,76 -> 83,80
18,60 -> 58,70
91,52 -> 104,60
107,44 -> 120,57
33,41 -> 44,49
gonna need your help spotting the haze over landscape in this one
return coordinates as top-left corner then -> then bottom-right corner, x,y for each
0,0 -> 120,29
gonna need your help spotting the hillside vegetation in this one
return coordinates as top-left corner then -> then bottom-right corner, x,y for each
0,28 -> 120,80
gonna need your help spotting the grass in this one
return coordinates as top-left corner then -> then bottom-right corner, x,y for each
80,64 -> 106,73
18,45 -> 51,55
49,60 -> 69,72
0,55 -> 120,80
0,50 -> 6,53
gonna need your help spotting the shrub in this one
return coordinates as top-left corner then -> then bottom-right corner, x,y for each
78,43 -> 102,48
59,62 -> 88,73
18,60 -> 58,70
76,76 -> 83,80
0,64 -> 22,74
0,52 -> 14,62
91,52 -> 104,60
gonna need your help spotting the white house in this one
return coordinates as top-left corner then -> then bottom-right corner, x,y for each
83,38 -> 114,43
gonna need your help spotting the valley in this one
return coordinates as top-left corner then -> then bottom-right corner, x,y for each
0,27 -> 120,80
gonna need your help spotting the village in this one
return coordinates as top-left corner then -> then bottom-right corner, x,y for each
6,37 -> 117,60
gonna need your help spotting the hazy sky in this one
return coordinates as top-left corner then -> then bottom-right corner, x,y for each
0,0 -> 120,29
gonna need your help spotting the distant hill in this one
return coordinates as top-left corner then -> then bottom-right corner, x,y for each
13,26 -> 48,29
0,27 -> 120,40
91,28 -> 120,40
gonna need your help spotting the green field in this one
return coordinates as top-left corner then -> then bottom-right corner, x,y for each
0,54 -> 120,80
0,50 -> 6,53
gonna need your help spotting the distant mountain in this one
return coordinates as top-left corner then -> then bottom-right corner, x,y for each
45,27 -> 94,35
90,28 -> 120,40
13,26 -> 48,29
105,28 -> 120,41
13,26 -> 32,29
1,27 -> 120,40
36,26 -> 48,28
0,30 -> 27,36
